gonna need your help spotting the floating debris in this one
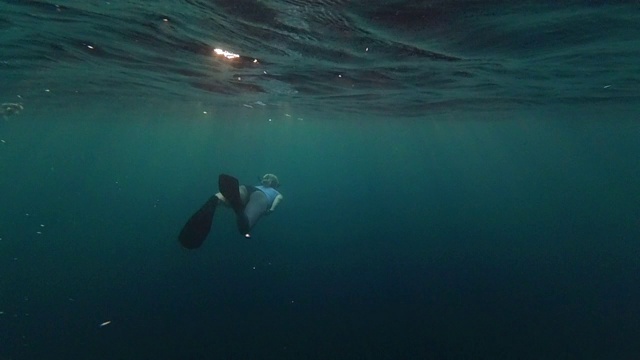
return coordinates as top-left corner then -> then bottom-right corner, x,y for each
1,103 -> 23,119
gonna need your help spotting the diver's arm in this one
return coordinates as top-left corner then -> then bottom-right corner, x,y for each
269,194 -> 284,212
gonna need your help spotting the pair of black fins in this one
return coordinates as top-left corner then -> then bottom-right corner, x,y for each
179,174 -> 249,249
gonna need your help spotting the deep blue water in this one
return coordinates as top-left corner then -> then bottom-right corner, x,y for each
1,1 -> 640,359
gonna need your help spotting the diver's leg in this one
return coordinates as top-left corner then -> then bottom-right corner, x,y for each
218,174 -> 249,235
214,192 -> 226,204
243,191 -> 269,231
239,185 -> 249,205
216,185 -> 247,205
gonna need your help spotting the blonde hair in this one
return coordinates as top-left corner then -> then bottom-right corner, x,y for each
261,173 -> 280,188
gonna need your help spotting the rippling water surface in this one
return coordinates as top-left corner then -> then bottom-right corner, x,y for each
1,0 -> 639,114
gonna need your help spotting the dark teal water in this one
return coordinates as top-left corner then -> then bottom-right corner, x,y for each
1,1 -> 640,359
1,104 -> 639,359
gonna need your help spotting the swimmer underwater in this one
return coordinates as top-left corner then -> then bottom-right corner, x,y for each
178,173 -> 283,249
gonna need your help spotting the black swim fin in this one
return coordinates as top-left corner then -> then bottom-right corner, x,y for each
218,174 -> 251,235
178,196 -> 219,249
218,174 -> 243,213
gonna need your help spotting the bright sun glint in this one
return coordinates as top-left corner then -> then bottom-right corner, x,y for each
213,48 -> 240,59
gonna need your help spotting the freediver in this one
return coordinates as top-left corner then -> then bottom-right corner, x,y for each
178,173 -> 284,249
